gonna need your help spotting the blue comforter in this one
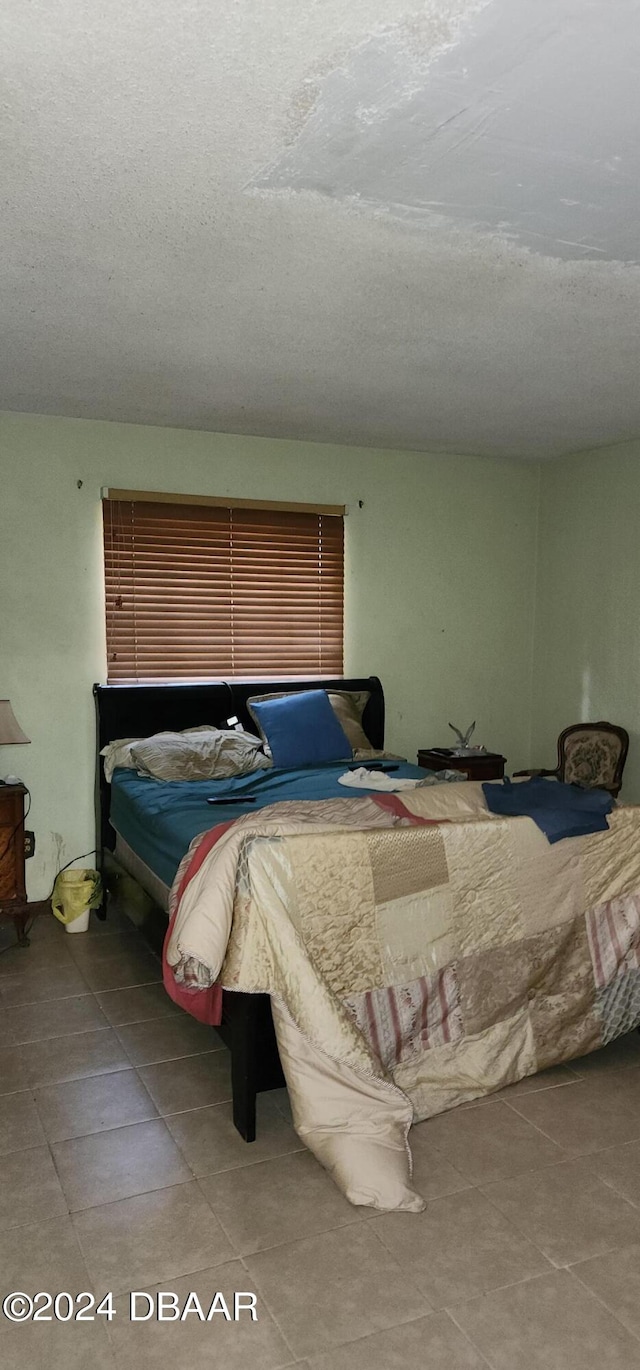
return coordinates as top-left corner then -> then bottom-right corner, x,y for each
110,759 -> 429,888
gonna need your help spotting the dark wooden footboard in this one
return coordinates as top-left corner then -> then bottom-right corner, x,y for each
216,991 -> 285,1141
103,858 -> 284,1141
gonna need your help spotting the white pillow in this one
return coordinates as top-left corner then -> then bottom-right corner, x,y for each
101,736 -> 145,783
130,728 -> 268,782
101,725 -> 268,783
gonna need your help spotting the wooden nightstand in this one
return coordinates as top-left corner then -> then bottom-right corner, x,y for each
418,748 -> 506,782
0,783 -> 32,945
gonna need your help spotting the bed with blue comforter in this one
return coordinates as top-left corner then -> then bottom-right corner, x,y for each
110,758 -> 429,890
93,673 -> 433,1142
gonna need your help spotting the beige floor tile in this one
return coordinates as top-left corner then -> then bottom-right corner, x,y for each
0,1144 -> 67,1230
35,1067 -> 158,1143
0,1213 -> 91,1294
0,926 -> 29,955
3,912 -> 638,1369
572,1243 -> 640,1339
270,1086 -> 293,1121
79,947 -> 162,993
0,1317 -> 117,1370
139,1051 -> 232,1114
0,936 -> 74,977
2,993 -> 109,1043
373,1187 -> 550,1308
409,1137 -> 471,1201
0,1090 -> 46,1153
554,1064 -> 640,1119
306,1312 -> 488,1369
115,1013 -> 221,1065
482,1154 -> 640,1266
66,930 -> 149,965
571,1030 -> 640,1076
449,1268 -> 640,1370
454,1065 -> 581,1110
486,1063 -> 582,1099
507,1076 -> 640,1153
108,1261 -> 292,1370
165,1095 -> 303,1176
24,1027 -> 129,1088
421,1099 -> 567,1185
246,1223 -> 430,1360
96,983 -> 181,1026
15,911 -> 66,943
0,961 -> 89,1007
587,1138 -> 640,1205
456,1095 -> 506,1110
52,1118 -> 191,1210
73,1180 -> 234,1293
0,1044 -> 29,1096
84,909 -> 139,938
200,1150 -> 363,1255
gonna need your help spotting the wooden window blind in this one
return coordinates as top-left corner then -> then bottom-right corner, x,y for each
103,498 -> 344,682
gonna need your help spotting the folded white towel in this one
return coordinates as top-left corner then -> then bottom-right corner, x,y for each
338,767 -> 429,792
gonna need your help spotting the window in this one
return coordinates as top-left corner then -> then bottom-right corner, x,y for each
102,492 -> 344,682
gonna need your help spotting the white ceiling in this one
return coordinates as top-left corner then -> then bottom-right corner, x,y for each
2,0 -> 640,459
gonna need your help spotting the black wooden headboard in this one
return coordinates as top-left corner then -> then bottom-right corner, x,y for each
93,676 -> 385,854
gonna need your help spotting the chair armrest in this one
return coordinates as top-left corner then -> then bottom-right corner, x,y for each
512,768 -> 557,778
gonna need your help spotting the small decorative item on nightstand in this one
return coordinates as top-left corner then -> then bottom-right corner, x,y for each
448,721 -> 477,753
418,748 -> 506,782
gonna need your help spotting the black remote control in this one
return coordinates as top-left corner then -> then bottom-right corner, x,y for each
207,796 -> 257,805
352,762 -> 399,772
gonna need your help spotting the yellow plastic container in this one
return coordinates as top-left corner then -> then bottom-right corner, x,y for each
51,869 -> 102,933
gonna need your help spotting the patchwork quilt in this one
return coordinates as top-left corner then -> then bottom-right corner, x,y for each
164,786 -> 640,1211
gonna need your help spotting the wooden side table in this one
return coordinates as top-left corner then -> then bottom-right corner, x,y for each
418,748 -> 506,782
0,782 -> 36,946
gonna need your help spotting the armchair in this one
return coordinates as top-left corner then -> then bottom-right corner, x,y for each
514,721 -> 629,798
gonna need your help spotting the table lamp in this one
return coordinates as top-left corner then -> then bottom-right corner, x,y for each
0,700 -> 30,784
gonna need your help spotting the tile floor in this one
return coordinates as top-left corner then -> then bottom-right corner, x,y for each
2,912 -> 640,1366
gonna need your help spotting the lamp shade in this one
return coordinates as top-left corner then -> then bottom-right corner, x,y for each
0,701 -> 30,745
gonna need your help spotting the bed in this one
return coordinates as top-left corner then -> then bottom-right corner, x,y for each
95,678 -> 640,1212
94,674 -> 419,1145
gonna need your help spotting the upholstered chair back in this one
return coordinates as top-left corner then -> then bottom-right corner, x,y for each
559,723 -> 629,796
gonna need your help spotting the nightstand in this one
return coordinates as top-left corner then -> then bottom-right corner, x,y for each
418,748 -> 506,782
0,783 -> 31,945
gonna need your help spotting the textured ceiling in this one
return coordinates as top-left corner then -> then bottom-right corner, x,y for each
2,0 -> 640,459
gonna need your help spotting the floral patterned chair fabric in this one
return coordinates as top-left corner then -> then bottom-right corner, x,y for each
515,722 -> 629,797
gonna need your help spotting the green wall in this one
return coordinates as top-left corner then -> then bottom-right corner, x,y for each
0,411 -> 540,897
532,440 -> 640,801
5,411 -> 637,900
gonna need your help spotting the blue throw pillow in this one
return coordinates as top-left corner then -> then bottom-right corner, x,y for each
250,690 -> 352,769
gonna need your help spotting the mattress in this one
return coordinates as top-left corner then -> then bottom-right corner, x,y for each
109,759 -> 430,888
113,831 -> 171,911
